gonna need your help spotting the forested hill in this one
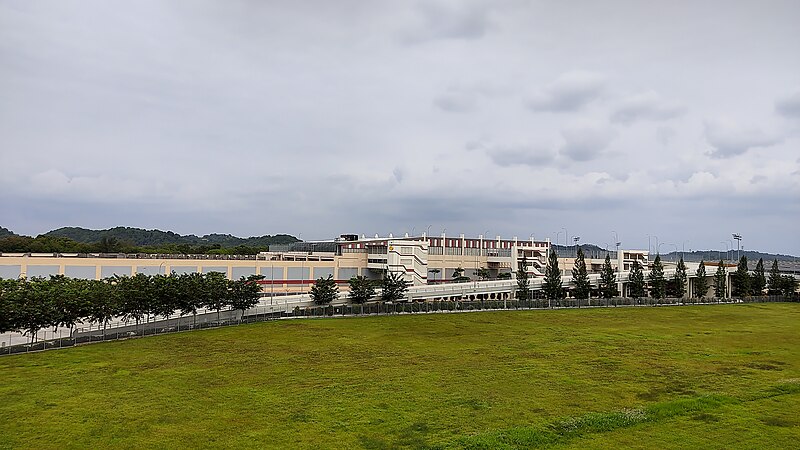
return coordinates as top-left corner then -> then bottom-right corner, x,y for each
0,227 -> 16,238
44,227 -> 299,247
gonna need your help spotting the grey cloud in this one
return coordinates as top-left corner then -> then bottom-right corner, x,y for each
400,1 -> 493,43
704,121 -> 782,158
656,127 -> 677,145
486,144 -> 556,167
611,91 -> 685,124
526,71 -> 605,113
559,126 -> 616,162
433,91 -> 476,112
775,90 -> 800,118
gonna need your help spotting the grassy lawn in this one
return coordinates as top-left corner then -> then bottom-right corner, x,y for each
1,303 -> 799,449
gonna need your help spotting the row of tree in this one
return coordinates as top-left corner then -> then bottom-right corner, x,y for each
515,249 -> 797,301
309,273 -> 410,305
0,272 -> 264,342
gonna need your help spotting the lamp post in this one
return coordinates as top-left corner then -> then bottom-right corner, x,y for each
732,234 -> 742,262
562,227 -> 568,247
720,241 -> 730,262
573,236 -> 580,256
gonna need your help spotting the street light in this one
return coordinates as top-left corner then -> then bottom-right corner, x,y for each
573,236 -> 580,256
732,234 -> 742,262
720,241 -> 730,262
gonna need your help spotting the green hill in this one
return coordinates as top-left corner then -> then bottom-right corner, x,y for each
44,226 -> 299,247
0,227 -> 16,238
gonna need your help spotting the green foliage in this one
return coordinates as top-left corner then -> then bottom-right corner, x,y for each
347,276 -> 375,304
228,275 -> 265,315
750,258 -> 766,295
452,267 -> 470,283
628,260 -> 646,299
668,257 -> 687,298
694,261 -> 709,298
599,254 -> 618,299
310,275 -> 339,305
476,267 -> 491,281
647,255 -> 666,299
497,272 -> 512,280
381,272 -> 409,303
780,275 -> 798,297
571,248 -> 591,300
732,256 -> 751,297
768,259 -> 782,294
515,255 -> 531,300
542,250 -> 564,300
714,260 -> 727,298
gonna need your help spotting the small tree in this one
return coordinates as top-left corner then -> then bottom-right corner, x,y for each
381,272 -> 409,302
310,275 -> 339,305
429,268 -> 441,283
767,259 -> 782,294
731,256 -> 750,297
229,275 -> 265,318
476,267 -> 491,281
751,258 -> 766,295
647,254 -> 666,299
542,250 -> 564,301
599,254 -> 618,299
571,248 -> 591,300
714,260 -> 727,298
628,260 -> 646,299
348,276 -> 375,304
693,261 -> 709,298
780,275 -> 798,297
452,267 -> 470,283
515,255 -> 530,301
671,257 -> 687,298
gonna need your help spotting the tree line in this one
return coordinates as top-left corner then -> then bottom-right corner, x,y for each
0,235 -> 276,255
514,248 -> 797,301
309,273 -> 410,305
0,272 -> 264,343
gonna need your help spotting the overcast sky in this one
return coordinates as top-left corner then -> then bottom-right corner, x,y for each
1,0 -> 799,255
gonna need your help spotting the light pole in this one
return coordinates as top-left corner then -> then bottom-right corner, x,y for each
732,234 -> 742,262
562,227 -> 568,247
720,241 -> 730,262
573,236 -> 580,256
554,231 -> 564,251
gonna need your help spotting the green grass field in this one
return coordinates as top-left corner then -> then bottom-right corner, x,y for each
1,303 -> 799,449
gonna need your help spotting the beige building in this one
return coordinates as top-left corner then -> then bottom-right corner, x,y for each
0,233 -> 552,296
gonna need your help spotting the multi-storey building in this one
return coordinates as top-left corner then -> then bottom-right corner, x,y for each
0,233 -> 551,296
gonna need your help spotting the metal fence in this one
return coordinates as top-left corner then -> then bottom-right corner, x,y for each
1,295 -> 794,356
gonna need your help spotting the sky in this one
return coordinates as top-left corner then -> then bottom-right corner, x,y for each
1,0 -> 799,255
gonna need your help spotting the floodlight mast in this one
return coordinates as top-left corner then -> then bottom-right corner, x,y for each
732,234 -> 742,262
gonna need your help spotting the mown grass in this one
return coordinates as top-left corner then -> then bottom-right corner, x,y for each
1,303 -> 799,449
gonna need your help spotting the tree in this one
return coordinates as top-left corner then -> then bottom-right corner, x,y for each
429,268 -> 441,284
628,260 -> 646,299
381,272 -> 409,303
85,279 -> 119,337
599,254 -> 619,299
714,260 -> 727,298
202,271 -> 230,322
542,250 -> 564,301
731,256 -> 750,297
476,267 -> 491,281
647,254 -> 666,299
571,248 -> 591,300
0,278 -> 19,334
116,273 -> 154,332
693,261 -> 709,298
670,257 -> 687,298
348,276 -> 375,304
780,275 -> 798,297
767,259 -> 782,294
497,272 -> 512,280
452,267 -> 470,283
515,255 -> 530,301
751,258 -> 766,295
229,275 -> 265,318
310,275 -> 339,305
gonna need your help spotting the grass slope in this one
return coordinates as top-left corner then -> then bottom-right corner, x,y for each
1,304 -> 799,449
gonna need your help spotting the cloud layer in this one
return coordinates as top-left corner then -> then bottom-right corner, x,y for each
1,1 -> 799,255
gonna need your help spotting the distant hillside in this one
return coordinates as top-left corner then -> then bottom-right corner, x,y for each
0,227 -> 16,238
44,226 -> 300,247
552,244 -> 797,262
